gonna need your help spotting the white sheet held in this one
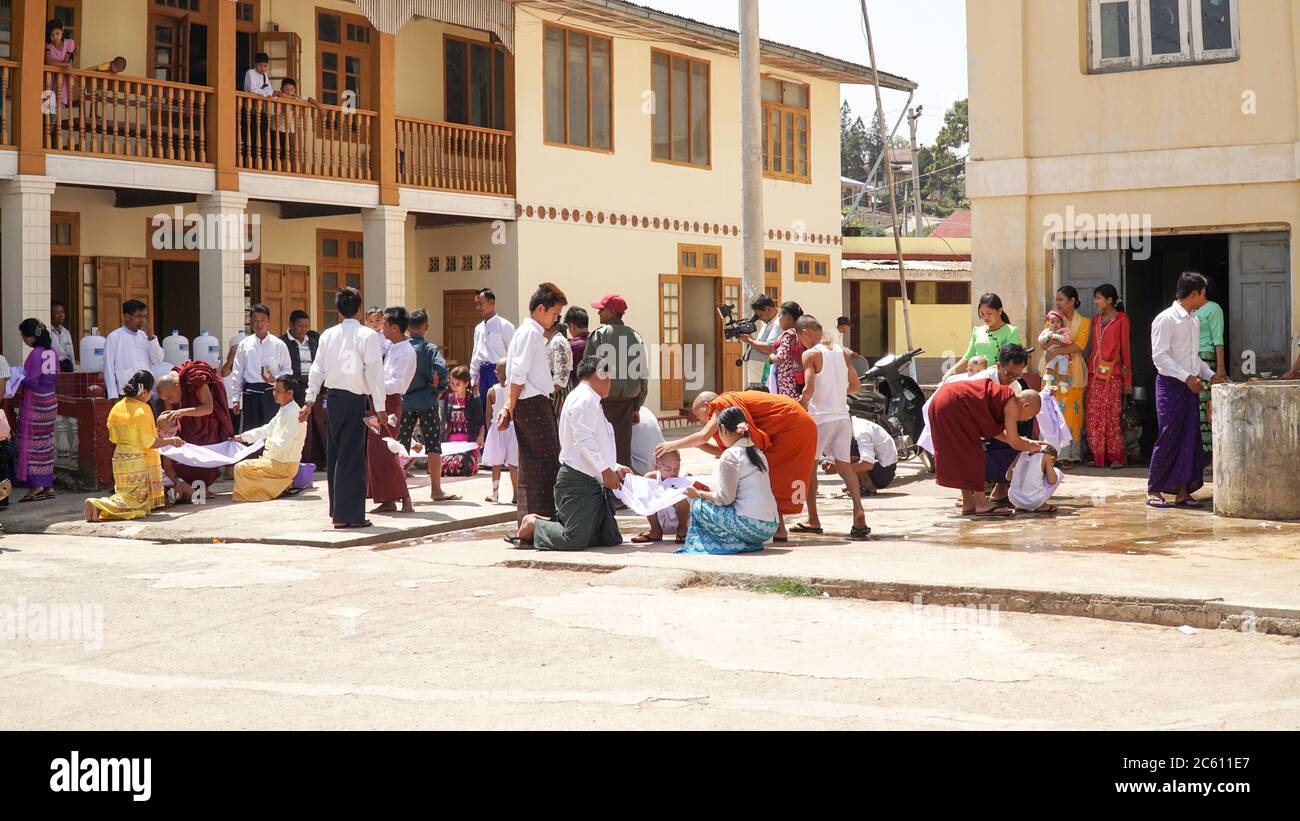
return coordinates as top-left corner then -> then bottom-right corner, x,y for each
159,438 -> 265,469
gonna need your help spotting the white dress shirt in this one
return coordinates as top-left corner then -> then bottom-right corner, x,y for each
231,332 -> 292,398
1151,301 -> 1215,383
51,325 -> 76,367
471,313 -> 516,374
745,317 -> 781,384
852,417 -> 898,468
103,326 -> 166,399
384,338 -> 417,396
558,381 -> 619,480
506,317 -> 554,400
287,330 -> 313,377
239,400 -> 307,464
306,318 -> 386,411
698,442 -> 779,523
243,68 -> 274,96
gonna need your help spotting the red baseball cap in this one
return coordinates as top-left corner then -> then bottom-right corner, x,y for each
591,294 -> 628,314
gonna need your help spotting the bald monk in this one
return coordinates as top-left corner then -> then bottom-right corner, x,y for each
656,390 -> 817,542
155,360 -> 234,502
928,380 -> 1045,517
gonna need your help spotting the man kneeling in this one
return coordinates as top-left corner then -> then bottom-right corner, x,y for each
233,374 -> 307,502
516,357 -> 630,550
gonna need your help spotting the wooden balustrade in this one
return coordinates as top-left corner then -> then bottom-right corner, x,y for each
0,61 -> 16,146
236,92 -> 375,181
396,117 -> 512,195
42,68 -> 210,163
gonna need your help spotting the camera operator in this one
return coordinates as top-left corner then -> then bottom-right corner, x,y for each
738,294 -> 781,391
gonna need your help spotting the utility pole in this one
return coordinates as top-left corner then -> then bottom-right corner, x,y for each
859,0 -> 914,354
739,0 -> 764,310
908,106 -> 924,237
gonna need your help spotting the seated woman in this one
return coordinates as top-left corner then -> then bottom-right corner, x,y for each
679,407 -> 780,554
85,370 -> 183,522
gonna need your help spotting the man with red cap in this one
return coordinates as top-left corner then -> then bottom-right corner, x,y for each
585,294 -> 648,467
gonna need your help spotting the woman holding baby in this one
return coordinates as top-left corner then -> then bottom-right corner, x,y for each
1037,286 -> 1091,468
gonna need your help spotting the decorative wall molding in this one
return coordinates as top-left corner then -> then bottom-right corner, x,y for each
513,202 -> 842,247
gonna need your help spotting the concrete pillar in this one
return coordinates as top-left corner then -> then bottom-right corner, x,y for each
1212,382 -> 1300,521
0,175 -> 57,360
738,0 -> 764,308
196,191 -> 250,346
363,205 -> 408,309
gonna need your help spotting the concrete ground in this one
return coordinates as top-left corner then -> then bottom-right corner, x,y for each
3,530 -> 1300,730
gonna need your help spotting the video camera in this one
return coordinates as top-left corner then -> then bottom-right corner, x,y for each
717,304 -> 759,341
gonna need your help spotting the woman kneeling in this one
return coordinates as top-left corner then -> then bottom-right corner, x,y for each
679,407 -> 779,555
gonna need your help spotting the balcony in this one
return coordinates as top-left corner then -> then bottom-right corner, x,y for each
237,92 -> 375,182
396,116 -> 512,195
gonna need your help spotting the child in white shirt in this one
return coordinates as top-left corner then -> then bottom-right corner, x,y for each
631,450 -> 692,544
480,359 -> 518,504
1006,445 -> 1062,514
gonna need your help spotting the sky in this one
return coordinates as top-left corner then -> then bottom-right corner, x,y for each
632,0 -> 969,146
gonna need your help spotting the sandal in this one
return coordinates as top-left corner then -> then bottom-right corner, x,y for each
1174,498 -> 1205,510
849,525 -> 872,540
333,520 -> 373,529
1031,504 -> 1057,515
1146,497 -> 1173,509
965,506 -> 1014,517
630,533 -> 660,544
791,523 -> 824,535
431,494 -> 463,502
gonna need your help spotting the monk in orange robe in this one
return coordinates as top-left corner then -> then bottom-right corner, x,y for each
656,390 -> 817,541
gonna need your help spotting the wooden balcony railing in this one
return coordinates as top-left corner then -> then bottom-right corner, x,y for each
237,93 -> 375,181
396,117 -> 512,195
0,60 -> 16,146
42,68 -> 211,163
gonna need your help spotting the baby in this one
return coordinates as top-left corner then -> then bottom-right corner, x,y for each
1038,310 -> 1072,389
966,355 -> 989,376
1006,444 -> 1061,514
632,450 -> 692,544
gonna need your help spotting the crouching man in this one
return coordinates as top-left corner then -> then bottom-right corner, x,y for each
515,357 -> 629,550
233,374 -> 307,502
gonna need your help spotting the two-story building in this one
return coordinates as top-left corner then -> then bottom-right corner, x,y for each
0,0 -> 913,432
967,0 -> 1296,398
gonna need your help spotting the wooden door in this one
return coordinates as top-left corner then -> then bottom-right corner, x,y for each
658,274 -> 684,411
720,277 -> 744,394
442,289 -> 479,366
1230,232 -> 1292,378
317,231 -> 363,329
95,257 -> 153,330
255,263 -> 311,332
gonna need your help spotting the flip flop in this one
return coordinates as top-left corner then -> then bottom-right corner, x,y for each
630,533 -> 660,544
1109,463 -> 1125,470
333,520 -> 373,529
966,506 -> 1014,517
431,494 -> 463,502
849,525 -> 872,540
19,493 -> 56,503
791,523 -> 823,535
1146,498 -> 1173,509
1174,499 -> 1205,510
502,536 -> 521,546
1031,504 -> 1057,515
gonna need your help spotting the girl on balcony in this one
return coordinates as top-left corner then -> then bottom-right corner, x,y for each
14,319 -> 59,503
44,19 -> 76,109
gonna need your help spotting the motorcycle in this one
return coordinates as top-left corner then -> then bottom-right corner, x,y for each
848,348 -> 933,473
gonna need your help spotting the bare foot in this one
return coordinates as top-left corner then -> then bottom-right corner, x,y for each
401,499 -> 414,513
371,502 -> 397,513
431,493 -> 462,502
631,532 -> 662,544
84,499 -> 99,522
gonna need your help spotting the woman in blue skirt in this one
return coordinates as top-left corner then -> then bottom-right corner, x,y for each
680,406 -> 780,554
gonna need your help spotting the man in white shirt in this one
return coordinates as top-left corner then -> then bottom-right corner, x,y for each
281,309 -> 326,466
516,356 -> 630,550
470,287 -> 516,409
834,416 -> 899,495
50,300 -> 76,372
302,287 -> 386,529
739,296 -> 784,390
366,307 -> 417,514
1148,271 -> 1224,509
500,282 -> 565,526
233,374 -> 308,502
243,53 -> 274,96
103,299 -> 166,399
230,303 -> 293,433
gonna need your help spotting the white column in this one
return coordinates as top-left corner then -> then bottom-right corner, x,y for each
196,191 -> 250,347
0,175 -> 57,361
363,205 -> 409,309
738,0 -> 765,308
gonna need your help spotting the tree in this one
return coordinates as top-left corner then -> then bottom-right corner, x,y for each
918,98 -> 969,216
840,100 -> 870,181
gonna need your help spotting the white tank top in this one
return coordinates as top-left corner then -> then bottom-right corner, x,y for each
807,343 -> 850,423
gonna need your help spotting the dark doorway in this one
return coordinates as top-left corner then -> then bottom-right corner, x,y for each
153,261 -> 201,342
50,256 -> 79,340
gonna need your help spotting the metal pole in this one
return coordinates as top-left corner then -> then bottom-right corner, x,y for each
860,0 -> 914,355
908,106 -> 924,237
739,0 -> 764,310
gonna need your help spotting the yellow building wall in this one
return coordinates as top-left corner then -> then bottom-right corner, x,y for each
889,300 -> 969,358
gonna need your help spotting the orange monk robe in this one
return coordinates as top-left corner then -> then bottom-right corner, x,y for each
708,391 -> 817,516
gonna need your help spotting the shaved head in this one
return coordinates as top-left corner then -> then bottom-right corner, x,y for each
1017,389 -> 1042,415
692,391 -> 718,423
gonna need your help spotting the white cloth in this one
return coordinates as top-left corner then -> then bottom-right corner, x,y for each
1008,451 -> 1062,511
558,381 -> 618,480
1036,391 -> 1073,451
287,331 -> 313,377
852,417 -> 898,468
384,339 -> 417,396
305,318 -> 386,411
4,368 -> 23,399
231,332 -> 292,402
816,418 -> 853,462
481,385 -> 518,467
506,317 -> 553,401
629,405 -> 665,474
160,438 -> 266,469
471,313 -> 516,374
238,401 -> 306,464
745,318 -> 781,384
613,475 -> 692,517
103,326 -> 166,399
243,68 -> 274,96
698,441 -> 779,523
547,333 -> 573,388
806,343 -> 850,423
0,354 -> 10,381
51,325 -> 76,367
1152,300 -> 1215,383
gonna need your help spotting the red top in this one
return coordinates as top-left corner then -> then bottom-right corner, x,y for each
1089,311 -> 1132,391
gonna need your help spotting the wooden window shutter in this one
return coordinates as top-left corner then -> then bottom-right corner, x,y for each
658,274 -> 684,412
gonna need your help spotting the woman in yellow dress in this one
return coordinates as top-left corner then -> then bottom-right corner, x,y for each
1038,286 -> 1092,468
85,370 -> 183,522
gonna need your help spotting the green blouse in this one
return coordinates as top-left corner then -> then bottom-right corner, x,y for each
963,323 -> 1023,364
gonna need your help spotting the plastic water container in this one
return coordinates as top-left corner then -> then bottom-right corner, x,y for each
163,330 -> 190,367
194,329 -> 221,368
228,330 -> 246,355
292,463 -> 316,490
80,327 -> 106,373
